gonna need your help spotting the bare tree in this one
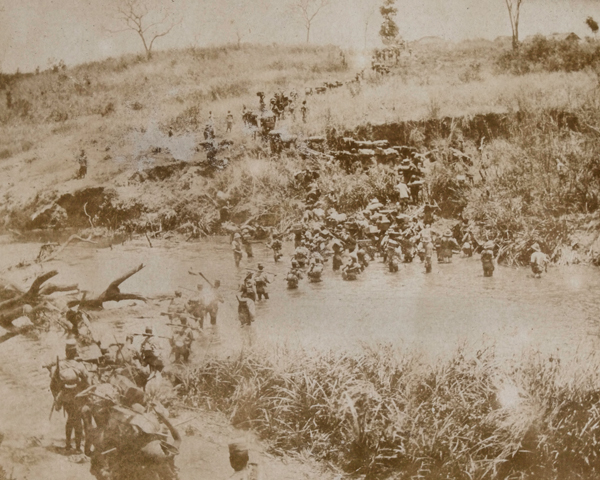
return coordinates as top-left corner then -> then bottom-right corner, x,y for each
504,0 -> 524,50
113,0 -> 180,60
379,0 -> 399,46
290,0 -> 332,43
233,24 -> 251,49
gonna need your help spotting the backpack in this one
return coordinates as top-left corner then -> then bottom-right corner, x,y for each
59,367 -> 80,387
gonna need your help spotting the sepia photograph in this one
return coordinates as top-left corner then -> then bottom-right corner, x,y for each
2,0 -> 600,478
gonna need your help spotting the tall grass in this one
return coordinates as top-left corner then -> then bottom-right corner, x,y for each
175,345 -> 600,479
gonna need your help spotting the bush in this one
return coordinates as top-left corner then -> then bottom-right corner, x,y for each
498,36 -> 600,74
209,80 -> 251,101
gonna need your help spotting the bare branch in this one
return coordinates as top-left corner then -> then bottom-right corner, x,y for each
290,0 -> 332,43
109,0 -> 178,59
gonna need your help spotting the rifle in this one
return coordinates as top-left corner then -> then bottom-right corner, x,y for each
49,356 -> 60,421
113,334 -> 126,364
245,268 -> 277,277
176,286 -> 196,293
132,333 -> 171,340
188,270 -> 215,288
166,323 -> 202,332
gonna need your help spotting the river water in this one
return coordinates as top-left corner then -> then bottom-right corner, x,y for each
2,236 -> 599,361
1,236 -> 600,479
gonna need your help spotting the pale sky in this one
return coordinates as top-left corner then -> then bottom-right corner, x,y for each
1,0 -> 600,72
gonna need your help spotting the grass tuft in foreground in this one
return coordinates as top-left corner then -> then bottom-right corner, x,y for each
175,346 -> 600,479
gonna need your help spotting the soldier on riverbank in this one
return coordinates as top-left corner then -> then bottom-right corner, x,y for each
226,111 -> 234,133
49,339 -> 89,453
139,326 -> 164,373
530,243 -> 548,278
76,149 -> 88,179
229,440 -> 264,480
481,241 -> 495,277
423,236 -> 434,273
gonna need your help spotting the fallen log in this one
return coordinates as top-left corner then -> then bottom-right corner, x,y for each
68,263 -> 146,310
39,283 -> 79,296
0,303 -> 48,328
0,270 -> 58,312
38,235 -> 98,263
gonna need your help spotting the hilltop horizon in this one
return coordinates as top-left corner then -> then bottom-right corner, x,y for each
3,0 -> 600,73
0,32 -> 587,76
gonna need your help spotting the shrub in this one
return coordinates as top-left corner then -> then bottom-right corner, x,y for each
498,36 -> 600,74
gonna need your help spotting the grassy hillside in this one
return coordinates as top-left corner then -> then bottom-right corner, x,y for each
1,41 -> 600,263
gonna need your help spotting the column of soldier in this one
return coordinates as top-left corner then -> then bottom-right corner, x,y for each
45,163 -> 548,479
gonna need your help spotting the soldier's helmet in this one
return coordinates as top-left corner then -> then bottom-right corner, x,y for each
257,263 -> 264,270
485,241 -> 494,250
234,232 -> 242,239
229,439 -> 249,471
